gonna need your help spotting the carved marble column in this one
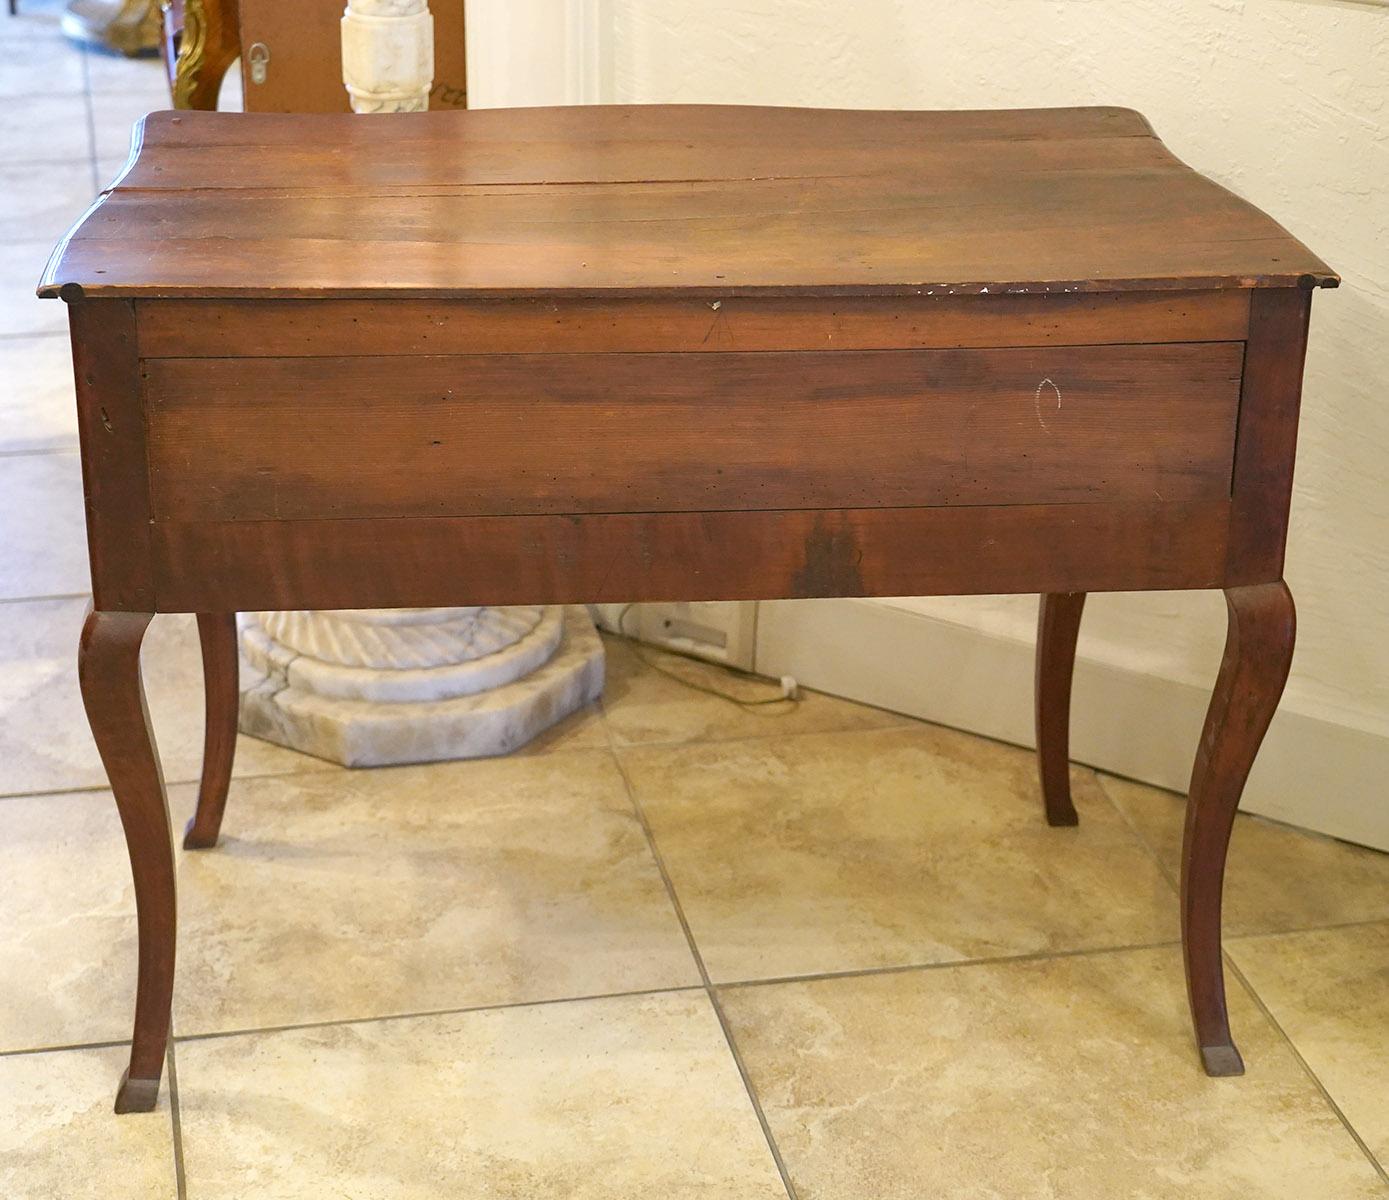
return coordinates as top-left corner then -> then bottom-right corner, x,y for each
236,2 -> 605,768
341,0 -> 434,113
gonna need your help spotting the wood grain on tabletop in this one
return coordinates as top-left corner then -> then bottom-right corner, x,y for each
39,104 -> 1336,299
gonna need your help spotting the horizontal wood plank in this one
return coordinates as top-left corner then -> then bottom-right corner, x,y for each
144,344 -> 1244,522
135,291 -> 1250,358
150,501 -> 1232,612
41,105 -> 1336,300
102,132 -> 1177,199
122,103 -> 1161,158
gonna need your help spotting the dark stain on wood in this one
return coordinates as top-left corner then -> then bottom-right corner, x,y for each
793,517 -> 866,597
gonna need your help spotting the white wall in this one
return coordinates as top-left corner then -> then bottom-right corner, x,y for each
606,0 -> 1389,748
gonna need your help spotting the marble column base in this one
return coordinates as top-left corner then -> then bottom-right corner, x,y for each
239,607 -> 604,768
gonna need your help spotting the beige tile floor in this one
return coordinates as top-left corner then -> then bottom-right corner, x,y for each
2,14 -> 1387,1198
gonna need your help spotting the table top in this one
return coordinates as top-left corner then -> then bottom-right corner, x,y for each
40,103 -> 1335,301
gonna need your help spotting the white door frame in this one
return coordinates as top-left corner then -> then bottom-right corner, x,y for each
464,0 -> 612,109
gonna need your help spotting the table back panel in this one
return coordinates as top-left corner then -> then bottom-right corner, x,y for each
142,343 -> 1243,522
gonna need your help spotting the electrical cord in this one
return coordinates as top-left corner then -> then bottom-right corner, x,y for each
615,603 -> 801,712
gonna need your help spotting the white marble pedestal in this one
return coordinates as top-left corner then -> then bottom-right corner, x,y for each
235,2 -> 609,771
233,2 -> 608,766
239,606 -> 604,767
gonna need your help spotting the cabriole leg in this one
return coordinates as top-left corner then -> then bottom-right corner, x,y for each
78,609 -> 176,1113
1035,592 -> 1086,827
183,612 -> 239,850
1182,581 -> 1295,1076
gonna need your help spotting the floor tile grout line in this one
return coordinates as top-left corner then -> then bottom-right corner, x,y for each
703,986 -> 802,1200
0,780 -> 154,804
1094,770 -> 1183,893
0,939 -> 1203,1063
0,753 -> 618,803
715,937 -> 1186,993
166,1041 -> 189,1200
1227,915 -> 1389,942
0,726 -> 619,805
606,711 -> 919,758
170,983 -> 704,1048
1225,956 -> 1389,1186
0,985 -> 703,1062
79,40 -> 100,195
1093,773 -> 1389,1181
0,593 -> 94,606
603,725 -> 800,1200
0,590 -> 89,605
1075,762 -> 1185,901
0,1036 -> 128,1061
0,330 -> 70,340
0,446 -> 81,458
0,767 -> 338,805
39,929 -> 1384,1065
0,154 -> 99,168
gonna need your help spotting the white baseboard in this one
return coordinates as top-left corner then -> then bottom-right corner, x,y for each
755,599 -> 1389,852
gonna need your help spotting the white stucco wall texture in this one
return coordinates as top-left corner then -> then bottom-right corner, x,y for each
610,0 -> 1389,742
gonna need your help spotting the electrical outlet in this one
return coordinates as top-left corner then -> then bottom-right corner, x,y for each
589,601 -> 757,670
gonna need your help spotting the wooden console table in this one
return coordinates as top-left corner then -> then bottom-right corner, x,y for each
40,104 -> 1335,1113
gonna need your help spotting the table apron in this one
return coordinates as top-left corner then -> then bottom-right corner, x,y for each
67,289 -> 1313,613
133,291 -> 1253,358
146,501 -> 1231,613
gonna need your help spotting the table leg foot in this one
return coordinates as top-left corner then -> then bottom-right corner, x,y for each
1200,1042 -> 1246,1078
114,1068 -> 162,1113
182,815 -> 217,851
1035,592 -> 1086,827
182,612 -> 239,851
79,609 -> 176,1116
1181,581 -> 1294,1077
